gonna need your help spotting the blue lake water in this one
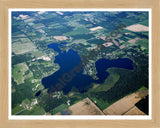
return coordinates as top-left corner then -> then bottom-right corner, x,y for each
95,58 -> 134,83
41,43 -> 134,95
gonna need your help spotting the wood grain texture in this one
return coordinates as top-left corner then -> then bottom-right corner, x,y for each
0,0 -> 160,127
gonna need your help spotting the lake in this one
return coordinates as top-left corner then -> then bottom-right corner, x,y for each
41,43 -> 134,95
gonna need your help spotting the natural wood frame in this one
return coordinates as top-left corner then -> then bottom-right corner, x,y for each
0,0 -> 160,127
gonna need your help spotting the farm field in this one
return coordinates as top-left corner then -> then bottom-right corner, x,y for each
12,38 -> 36,55
12,62 -> 33,84
68,97 -> 104,115
103,90 -> 148,115
128,37 -> 141,43
90,26 -> 103,31
125,24 -> 149,32
53,36 -> 68,41
124,106 -> 146,115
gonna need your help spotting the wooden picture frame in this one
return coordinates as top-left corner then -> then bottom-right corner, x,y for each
0,0 -> 160,127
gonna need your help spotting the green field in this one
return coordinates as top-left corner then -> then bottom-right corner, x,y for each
12,62 -> 33,84
89,68 -> 120,93
12,104 -> 24,115
16,104 -> 46,115
64,27 -> 90,36
50,104 -> 68,115
12,38 -> 36,55
135,38 -> 148,49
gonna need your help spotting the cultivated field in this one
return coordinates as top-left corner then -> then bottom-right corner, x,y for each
53,36 -> 68,41
125,24 -> 149,32
56,11 -> 64,15
124,106 -> 146,115
100,36 -> 106,40
12,38 -> 36,55
12,34 -> 26,38
128,37 -> 141,43
112,40 -> 119,46
119,45 -> 125,49
90,26 -> 103,31
68,97 -> 104,115
103,90 -> 148,115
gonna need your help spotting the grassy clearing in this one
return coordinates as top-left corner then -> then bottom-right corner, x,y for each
51,104 -> 68,115
12,104 -> 24,115
12,38 -> 36,55
64,27 -> 90,36
16,104 -> 46,115
89,97 -> 110,110
29,50 -> 44,58
135,38 -> 148,49
43,13 -> 57,19
12,62 -> 29,84
94,69 -> 120,92
139,20 -> 149,26
87,68 -> 120,110
137,86 -> 148,92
